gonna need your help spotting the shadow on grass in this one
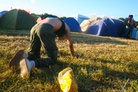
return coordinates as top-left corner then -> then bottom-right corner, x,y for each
29,60 -> 123,91
92,57 -> 138,80
1,59 -> 135,91
102,65 -> 138,80
93,57 -> 122,65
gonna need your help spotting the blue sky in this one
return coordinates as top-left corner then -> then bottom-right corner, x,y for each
0,0 -> 138,21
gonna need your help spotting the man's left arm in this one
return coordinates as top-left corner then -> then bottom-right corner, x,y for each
65,25 -> 78,57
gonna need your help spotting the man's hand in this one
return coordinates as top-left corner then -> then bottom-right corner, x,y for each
72,53 -> 78,58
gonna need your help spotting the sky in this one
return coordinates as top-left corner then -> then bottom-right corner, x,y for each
0,0 -> 138,21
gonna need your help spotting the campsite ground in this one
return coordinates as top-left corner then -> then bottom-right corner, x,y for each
0,29 -> 138,92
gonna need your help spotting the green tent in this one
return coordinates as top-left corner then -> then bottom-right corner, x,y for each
0,9 -> 36,30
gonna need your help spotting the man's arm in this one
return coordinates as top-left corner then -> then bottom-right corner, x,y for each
65,24 -> 78,57
67,39 -> 75,56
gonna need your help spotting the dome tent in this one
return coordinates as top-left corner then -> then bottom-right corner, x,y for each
0,9 -> 36,30
0,10 -> 8,18
68,14 -> 89,24
80,17 -> 102,32
64,17 -> 82,32
85,17 -> 126,37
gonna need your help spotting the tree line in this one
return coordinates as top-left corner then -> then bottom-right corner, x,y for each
31,13 -> 66,20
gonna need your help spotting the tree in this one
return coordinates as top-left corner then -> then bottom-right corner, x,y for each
60,16 -> 66,20
119,17 -> 125,21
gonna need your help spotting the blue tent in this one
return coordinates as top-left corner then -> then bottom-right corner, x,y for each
64,17 -> 82,32
67,14 -> 89,24
85,17 -> 125,37
112,19 -> 126,37
0,10 -> 8,17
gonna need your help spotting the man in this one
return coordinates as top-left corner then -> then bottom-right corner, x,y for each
9,18 -> 78,79
124,15 -> 135,37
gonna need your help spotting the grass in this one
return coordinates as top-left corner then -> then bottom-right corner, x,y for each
0,29 -> 138,92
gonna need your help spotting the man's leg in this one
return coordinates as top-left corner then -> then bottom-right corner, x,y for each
33,24 -> 58,68
28,24 -> 41,60
129,27 -> 133,37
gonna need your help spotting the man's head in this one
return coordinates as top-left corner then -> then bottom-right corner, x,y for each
58,34 -> 67,40
56,29 -> 67,37
129,15 -> 133,19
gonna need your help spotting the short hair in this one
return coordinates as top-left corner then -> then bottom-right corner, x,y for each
129,15 -> 133,18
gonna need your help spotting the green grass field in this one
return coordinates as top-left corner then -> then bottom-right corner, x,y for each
0,29 -> 138,92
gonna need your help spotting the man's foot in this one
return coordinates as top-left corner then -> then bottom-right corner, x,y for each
9,50 -> 28,70
20,58 -> 32,79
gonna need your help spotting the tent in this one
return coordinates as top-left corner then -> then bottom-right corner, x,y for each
80,17 -> 102,32
84,17 -> 126,37
64,17 -> 82,32
68,14 -> 89,24
0,9 -> 36,30
0,10 -> 8,18
31,14 -> 40,21
112,18 -> 126,37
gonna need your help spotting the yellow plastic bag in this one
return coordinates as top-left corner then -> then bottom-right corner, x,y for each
58,67 -> 78,92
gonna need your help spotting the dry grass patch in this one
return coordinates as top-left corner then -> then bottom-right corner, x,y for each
0,29 -> 138,92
